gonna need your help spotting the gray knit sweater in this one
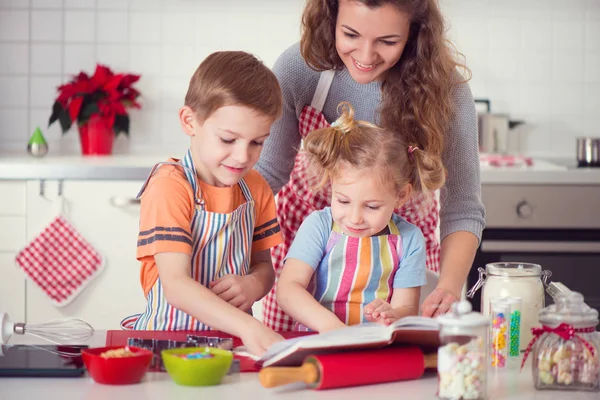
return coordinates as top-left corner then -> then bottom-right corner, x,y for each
255,43 -> 486,242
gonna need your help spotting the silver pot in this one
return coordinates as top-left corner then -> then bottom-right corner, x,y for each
577,137 -> 600,167
475,99 -> 525,154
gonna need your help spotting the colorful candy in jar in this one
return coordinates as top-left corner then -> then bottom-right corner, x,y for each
532,292 -> 600,392
505,297 -> 522,357
490,299 -> 509,368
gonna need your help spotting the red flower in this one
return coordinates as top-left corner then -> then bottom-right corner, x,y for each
49,64 -> 142,136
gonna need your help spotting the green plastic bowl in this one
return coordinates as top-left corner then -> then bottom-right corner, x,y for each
161,347 -> 233,386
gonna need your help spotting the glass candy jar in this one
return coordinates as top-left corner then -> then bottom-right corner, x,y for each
437,300 -> 488,400
467,262 -> 551,352
530,292 -> 600,392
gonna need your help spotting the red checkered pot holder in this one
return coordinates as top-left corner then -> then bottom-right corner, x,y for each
15,215 -> 105,307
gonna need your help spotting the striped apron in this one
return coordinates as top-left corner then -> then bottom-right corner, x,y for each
121,149 -> 256,331
303,219 -> 404,328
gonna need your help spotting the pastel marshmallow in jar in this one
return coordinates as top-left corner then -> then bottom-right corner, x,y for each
437,300 -> 489,400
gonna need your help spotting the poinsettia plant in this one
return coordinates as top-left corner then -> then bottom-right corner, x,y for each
48,64 -> 141,136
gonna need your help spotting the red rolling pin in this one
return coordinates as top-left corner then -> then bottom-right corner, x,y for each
259,346 -> 437,390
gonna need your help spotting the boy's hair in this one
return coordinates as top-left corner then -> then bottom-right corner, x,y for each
185,51 -> 282,122
303,102 -> 446,199
300,0 -> 470,161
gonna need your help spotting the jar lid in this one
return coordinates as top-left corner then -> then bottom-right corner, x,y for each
485,262 -> 543,277
538,292 -> 599,327
437,300 -> 488,328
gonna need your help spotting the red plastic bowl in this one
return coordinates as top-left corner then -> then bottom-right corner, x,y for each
82,346 -> 153,385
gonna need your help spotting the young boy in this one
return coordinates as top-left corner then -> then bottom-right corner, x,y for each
126,51 -> 284,356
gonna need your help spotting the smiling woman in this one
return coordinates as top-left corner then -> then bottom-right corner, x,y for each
255,0 -> 487,330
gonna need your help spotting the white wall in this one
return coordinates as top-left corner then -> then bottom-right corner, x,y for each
0,0 -> 598,158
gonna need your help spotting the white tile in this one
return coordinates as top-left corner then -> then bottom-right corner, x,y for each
0,77 -> 28,106
159,111 -> 187,150
585,21 -> 600,51
31,0 -> 62,8
30,108 -> 65,142
0,43 -> 28,74
64,44 -> 96,75
550,84 -> 585,115
443,0 -> 489,19
129,0 -> 160,11
161,77 -> 187,112
485,82 -> 522,115
97,0 -> 128,9
585,52 -> 600,82
162,0 -> 199,13
30,76 -> 60,108
519,84 -> 552,115
489,19 -> 521,51
97,11 -> 128,42
551,116 -> 584,154
130,12 -> 160,43
0,10 -> 29,40
520,52 -> 552,82
0,0 -> 29,8
126,109 -> 162,151
129,44 -> 161,75
0,109 -> 28,143
553,21 -> 584,51
553,51 -> 585,83
31,10 -> 63,41
583,116 -> 600,137
450,19 -> 489,50
550,0 -> 586,21
133,75 -> 160,110
64,10 -> 95,42
489,0 -> 549,19
521,20 -> 553,51
64,0 -> 95,9
520,119 -> 553,155
583,84 -> 600,115
586,0 -> 600,21
161,12 -> 194,44
97,44 -> 129,71
31,43 -> 62,74
161,45 -> 196,77
487,51 -> 520,82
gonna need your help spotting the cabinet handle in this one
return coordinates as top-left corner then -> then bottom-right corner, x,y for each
110,196 -> 141,207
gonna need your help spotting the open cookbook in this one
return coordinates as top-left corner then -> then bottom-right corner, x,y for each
237,316 -> 440,367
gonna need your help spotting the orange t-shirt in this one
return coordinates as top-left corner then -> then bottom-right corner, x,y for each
136,159 -> 282,296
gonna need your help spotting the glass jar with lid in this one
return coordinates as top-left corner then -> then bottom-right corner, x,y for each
530,292 -> 599,392
437,300 -> 488,400
467,262 -> 551,352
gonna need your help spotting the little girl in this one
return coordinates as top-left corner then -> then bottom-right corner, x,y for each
276,102 -> 446,332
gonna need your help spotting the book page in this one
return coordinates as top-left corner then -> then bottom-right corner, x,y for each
390,315 -> 439,330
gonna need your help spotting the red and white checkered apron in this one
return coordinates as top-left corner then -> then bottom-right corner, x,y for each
262,71 -> 441,331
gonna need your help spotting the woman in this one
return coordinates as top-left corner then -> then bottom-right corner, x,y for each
255,0 -> 486,329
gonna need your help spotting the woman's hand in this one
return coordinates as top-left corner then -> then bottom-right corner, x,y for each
420,287 -> 459,317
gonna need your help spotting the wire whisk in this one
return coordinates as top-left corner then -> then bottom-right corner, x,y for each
1,312 -> 94,346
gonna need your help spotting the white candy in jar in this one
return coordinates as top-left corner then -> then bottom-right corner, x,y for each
437,300 -> 489,400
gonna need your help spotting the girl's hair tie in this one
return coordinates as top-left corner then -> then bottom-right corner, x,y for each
408,145 -> 419,158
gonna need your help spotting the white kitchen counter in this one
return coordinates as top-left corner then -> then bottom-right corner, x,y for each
0,153 -> 599,184
1,332 -> 598,400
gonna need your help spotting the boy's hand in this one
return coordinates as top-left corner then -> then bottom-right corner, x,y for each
364,299 -> 398,326
240,325 -> 284,357
210,274 -> 260,312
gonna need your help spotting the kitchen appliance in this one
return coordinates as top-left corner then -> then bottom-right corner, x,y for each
1,312 -> 94,345
577,137 -> 600,167
468,183 -> 600,327
475,99 -> 525,154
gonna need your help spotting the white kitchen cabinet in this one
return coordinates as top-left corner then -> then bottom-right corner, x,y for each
0,181 -> 27,323
25,180 -> 147,330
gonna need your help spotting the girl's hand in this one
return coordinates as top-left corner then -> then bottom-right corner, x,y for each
364,299 -> 398,326
210,274 -> 260,312
420,287 -> 459,317
240,324 -> 284,357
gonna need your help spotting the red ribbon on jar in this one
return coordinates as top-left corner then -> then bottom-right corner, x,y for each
520,323 -> 597,370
